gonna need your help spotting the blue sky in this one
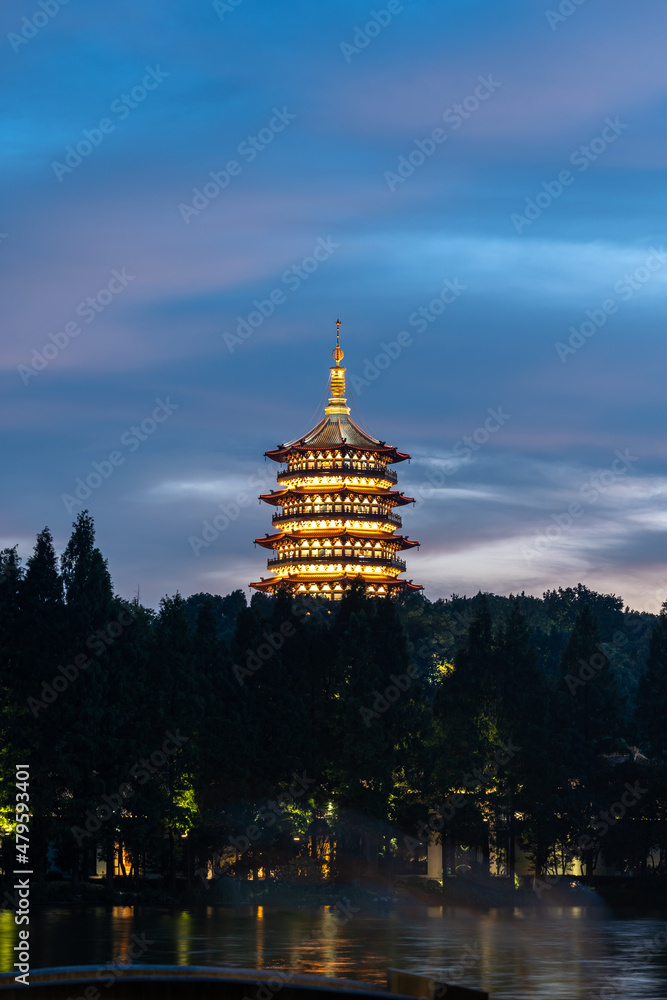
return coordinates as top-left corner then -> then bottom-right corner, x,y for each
3,0 -> 667,610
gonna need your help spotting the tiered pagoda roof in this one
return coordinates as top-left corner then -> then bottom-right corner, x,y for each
250,321 -> 421,599
265,413 -> 410,463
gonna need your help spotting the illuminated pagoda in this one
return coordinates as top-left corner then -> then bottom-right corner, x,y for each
250,321 -> 421,600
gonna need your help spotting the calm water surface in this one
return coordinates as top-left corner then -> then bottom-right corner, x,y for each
2,902 -> 666,999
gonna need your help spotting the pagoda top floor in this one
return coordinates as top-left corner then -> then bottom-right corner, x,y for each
265,411 -> 410,465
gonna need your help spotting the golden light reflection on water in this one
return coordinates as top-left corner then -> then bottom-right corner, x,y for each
256,905 -> 265,969
176,910 -> 192,966
318,907 -> 343,978
0,912 -> 17,973
111,906 -> 134,964
2,901 -> 664,998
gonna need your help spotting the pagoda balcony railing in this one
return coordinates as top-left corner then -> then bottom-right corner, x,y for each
267,553 -> 407,572
272,505 -> 402,527
277,465 -> 398,484
282,459 -> 394,474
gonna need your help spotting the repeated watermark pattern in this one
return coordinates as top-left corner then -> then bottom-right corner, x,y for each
178,107 -> 296,224
223,237 -> 339,352
594,922 -> 667,1000
51,67 -> 169,181
28,607 -> 137,717
545,0 -> 588,31
563,612 -> 651,695
349,277 -> 466,394
214,0 -> 245,21
384,76 -> 501,191
412,407 -> 511,505
232,599 -> 315,685
242,896 -> 361,1000
61,398 -> 180,513
71,730 -> 189,845
404,741 -> 521,858
433,941 -> 481,993
511,117 -> 628,233
359,664 -> 422,727
227,772 -> 317,854
18,268 -> 136,386
339,2 -> 411,63
521,449 -> 638,561
189,467 -> 274,556
8,0 -> 70,54
555,247 -> 667,362
533,779 -> 648,897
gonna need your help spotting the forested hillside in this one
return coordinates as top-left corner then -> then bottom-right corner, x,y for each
1,513 -> 665,890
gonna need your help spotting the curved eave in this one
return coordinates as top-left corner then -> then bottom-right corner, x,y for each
264,441 -> 410,465
259,487 -> 415,507
250,575 -> 423,593
266,445 -> 409,465
255,530 -> 419,550
249,578 -> 277,592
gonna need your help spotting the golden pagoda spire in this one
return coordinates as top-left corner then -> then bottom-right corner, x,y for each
325,317 -> 350,415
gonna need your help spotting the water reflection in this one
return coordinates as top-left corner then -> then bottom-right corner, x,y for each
0,911 -> 17,973
256,905 -> 265,969
2,903 -> 665,999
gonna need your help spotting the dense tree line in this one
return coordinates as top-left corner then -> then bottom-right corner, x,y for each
0,513 -> 666,890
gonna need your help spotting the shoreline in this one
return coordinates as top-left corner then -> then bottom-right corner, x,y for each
2,874 -> 665,912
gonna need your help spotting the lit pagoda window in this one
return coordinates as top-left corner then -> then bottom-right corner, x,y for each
250,320 -> 421,600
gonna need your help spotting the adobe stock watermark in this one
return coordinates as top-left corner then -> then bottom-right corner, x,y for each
232,600 -> 313,685
563,612 -> 650,696
27,606 -> 137,717
359,664 -> 421,727
521,449 -> 638,561
595,922 -> 667,1000
545,0 -> 587,31
511,117 -> 628,233
17,268 -> 136,386
415,609 -> 475,654
61,397 -> 180,513
404,740 -> 520,857
533,779 -> 648,898
555,247 -> 667,362
413,407 -> 511,504
242,897 -> 361,1000
223,236 -> 339,352
71,730 -> 188,845
433,942 -> 481,991
349,277 -> 466,395
8,0 -> 70,54
189,467 -> 274,556
74,934 -> 155,1000
339,1 -> 411,62
51,68 -> 169,181
213,0 -> 244,20
227,772 -> 317,855
384,76 -> 501,192
178,107 -> 296,224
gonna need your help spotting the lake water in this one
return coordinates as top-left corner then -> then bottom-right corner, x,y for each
2,901 -> 666,999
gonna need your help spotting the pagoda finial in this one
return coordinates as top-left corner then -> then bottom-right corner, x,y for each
326,317 -> 349,415
332,317 -> 344,367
